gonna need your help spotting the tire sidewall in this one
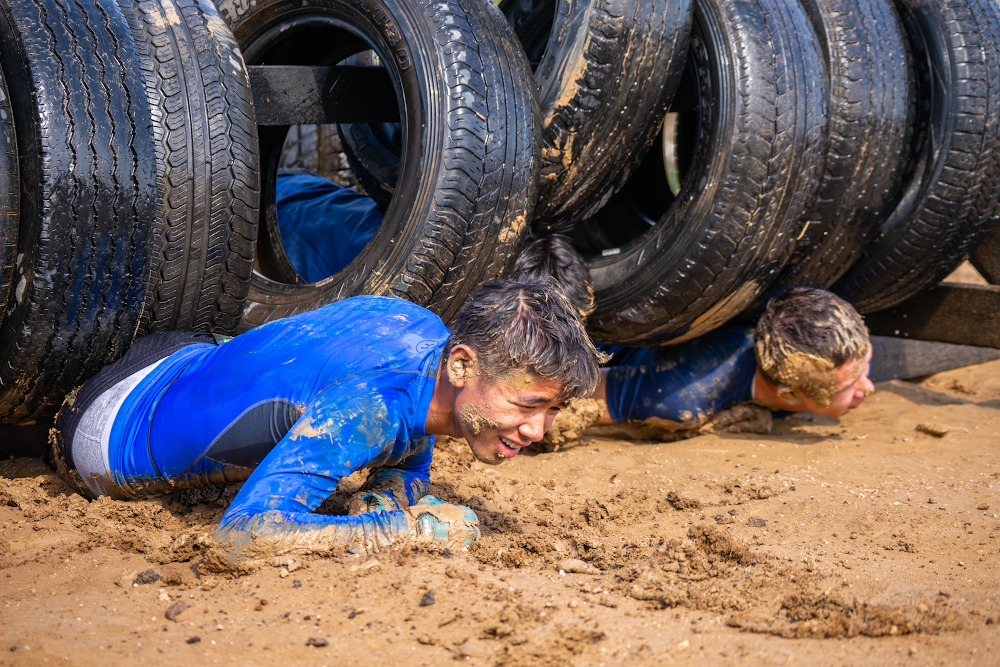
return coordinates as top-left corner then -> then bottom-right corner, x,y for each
218,0 -> 444,323
586,0 -> 728,313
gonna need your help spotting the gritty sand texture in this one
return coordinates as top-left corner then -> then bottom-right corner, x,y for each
1,360 -> 999,666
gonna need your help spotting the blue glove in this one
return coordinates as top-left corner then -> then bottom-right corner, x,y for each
409,495 -> 480,548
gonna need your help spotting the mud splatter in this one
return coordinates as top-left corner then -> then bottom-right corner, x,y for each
447,356 -> 476,384
757,339 -> 839,406
460,403 -> 500,437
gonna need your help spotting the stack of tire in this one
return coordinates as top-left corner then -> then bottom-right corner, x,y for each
0,0 -> 259,424
3,0 -> 1000,426
501,0 -> 1000,345
0,0 -> 547,424
264,0 -> 1000,348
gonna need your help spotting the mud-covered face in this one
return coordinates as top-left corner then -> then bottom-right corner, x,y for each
452,373 -> 565,465
798,346 -> 874,417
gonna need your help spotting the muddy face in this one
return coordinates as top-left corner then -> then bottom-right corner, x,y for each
454,376 -> 565,465
460,403 -> 501,437
796,346 -> 875,417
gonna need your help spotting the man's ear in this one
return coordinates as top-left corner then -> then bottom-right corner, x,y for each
446,345 -> 478,386
776,385 -> 803,406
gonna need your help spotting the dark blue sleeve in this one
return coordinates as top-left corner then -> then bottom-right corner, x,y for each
604,329 -> 757,426
275,172 -> 383,283
213,386 -> 423,564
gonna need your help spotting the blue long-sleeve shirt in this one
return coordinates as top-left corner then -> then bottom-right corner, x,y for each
97,296 -> 447,561
602,328 -> 757,427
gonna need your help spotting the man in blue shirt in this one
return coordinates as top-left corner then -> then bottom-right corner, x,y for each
511,235 -> 874,443
52,276 -> 604,568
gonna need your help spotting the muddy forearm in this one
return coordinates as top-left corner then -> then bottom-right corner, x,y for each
212,509 -> 412,567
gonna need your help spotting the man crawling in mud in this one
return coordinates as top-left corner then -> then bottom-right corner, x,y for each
50,276 -> 604,566
513,235 -> 875,445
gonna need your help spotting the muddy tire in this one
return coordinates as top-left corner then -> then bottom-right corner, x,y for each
765,0 -> 916,292
499,0 -> 693,232
120,0 -> 260,335
216,0 -> 539,328
0,0 -> 157,422
833,0 -> 1000,313
573,0 -> 827,345
0,64 -> 16,319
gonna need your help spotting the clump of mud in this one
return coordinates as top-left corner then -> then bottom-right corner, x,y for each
616,525 -> 759,612
701,402 -> 772,434
729,593 -> 964,638
538,398 -> 603,451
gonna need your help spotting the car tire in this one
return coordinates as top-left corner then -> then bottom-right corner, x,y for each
0,0 -> 157,422
765,0 -> 916,292
833,0 -> 1000,313
214,0 -> 540,327
0,64 -> 17,319
573,0 -> 827,345
338,122 -> 398,212
499,0 -> 693,232
120,0 -> 261,335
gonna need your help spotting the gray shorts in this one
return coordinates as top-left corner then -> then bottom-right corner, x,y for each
70,358 -> 167,498
53,331 -> 221,498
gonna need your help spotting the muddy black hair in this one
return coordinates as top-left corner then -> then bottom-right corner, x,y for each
755,287 -> 870,390
445,275 -> 605,402
511,234 -> 595,317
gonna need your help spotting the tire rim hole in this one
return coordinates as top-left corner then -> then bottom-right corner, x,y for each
247,24 -> 405,286
571,50 -> 702,255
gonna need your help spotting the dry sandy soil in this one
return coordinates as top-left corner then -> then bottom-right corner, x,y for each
1,266 -> 998,667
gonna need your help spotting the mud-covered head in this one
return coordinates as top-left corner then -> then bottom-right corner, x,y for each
755,287 -> 870,408
511,234 -> 595,317
445,275 -> 604,403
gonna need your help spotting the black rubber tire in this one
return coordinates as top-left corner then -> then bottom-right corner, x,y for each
338,122 -> 398,211
0,0 -> 157,422
500,0 -> 693,232
970,222 -> 1000,284
335,49 -> 399,211
766,0 -> 915,291
120,0 -> 260,335
574,0 -> 827,345
833,0 -> 1000,313
215,0 -> 539,328
0,63 -> 17,318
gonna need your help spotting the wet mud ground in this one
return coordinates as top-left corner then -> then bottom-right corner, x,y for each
0,356 -> 997,667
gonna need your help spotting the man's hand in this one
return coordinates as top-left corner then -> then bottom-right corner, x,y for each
346,490 -> 401,515
406,495 -> 480,548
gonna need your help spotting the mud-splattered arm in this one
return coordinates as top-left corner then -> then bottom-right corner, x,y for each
359,435 -> 433,510
212,388 -> 429,566
604,329 -> 756,426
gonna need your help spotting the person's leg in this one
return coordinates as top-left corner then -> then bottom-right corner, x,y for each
52,332 -> 217,498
